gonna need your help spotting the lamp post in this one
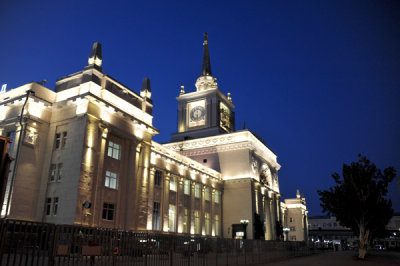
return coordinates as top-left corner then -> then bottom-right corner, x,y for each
4,90 -> 35,218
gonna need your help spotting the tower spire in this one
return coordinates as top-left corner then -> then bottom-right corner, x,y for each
201,32 -> 212,76
87,42 -> 103,71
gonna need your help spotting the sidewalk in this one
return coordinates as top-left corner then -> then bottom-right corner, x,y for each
263,251 -> 400,266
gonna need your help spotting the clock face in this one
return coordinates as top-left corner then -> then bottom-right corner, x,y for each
190,106 -> 206,122
188,99 -> 206,127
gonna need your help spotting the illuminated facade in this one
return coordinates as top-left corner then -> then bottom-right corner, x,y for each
0,38 -> 307,240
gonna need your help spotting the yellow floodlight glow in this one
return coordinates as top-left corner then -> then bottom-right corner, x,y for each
0,105 -> 8,121
75,98 -> 89,115
27,101 -> 44,118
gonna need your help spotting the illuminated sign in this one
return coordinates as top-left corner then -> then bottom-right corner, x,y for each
0,84 -> 6,94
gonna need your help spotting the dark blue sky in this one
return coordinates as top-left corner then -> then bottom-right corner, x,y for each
1,0 -> 399,216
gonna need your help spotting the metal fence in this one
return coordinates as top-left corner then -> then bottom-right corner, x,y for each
0,219 -> 316,266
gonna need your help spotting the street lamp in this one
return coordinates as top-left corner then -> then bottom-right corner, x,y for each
4,90 -> 35,218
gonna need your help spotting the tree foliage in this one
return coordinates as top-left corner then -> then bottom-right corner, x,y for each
317,154 -> 396,258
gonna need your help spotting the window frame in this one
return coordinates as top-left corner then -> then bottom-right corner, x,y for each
169,176 -> 177,192
154,170 -> 162,186
102,202 -> 115,221
153,202 -> 161,231
214,190 -> 220,203
184,180 -> 190,195
168,204 -> 176,232
105,170 -> 118,189
107,141 -> 121,160
194,184 -> 201,198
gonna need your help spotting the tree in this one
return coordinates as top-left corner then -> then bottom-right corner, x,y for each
317,154 -> 396,259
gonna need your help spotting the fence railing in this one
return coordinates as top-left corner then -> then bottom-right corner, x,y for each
0,219 -> 316,266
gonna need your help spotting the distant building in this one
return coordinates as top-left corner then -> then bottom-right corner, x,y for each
309,214 -> 400,249
0,37 -> 308,240
281,190 -> 308,241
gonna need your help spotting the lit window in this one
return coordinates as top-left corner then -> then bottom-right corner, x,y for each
214,190 -> 220,203
24,128 -> 38,145
105,171 -> 118,189
205,212 -> 211,235
45,198 -> 52,215
170,176 -> 177,191
168,204 -> 176,232
107,141 -> 121,160
215,215 -> 220,236
102,203 -> 115,220
194,210 -> 200,234
205,187 -> 211,201
184,180 -> 190,195
195,184 -> 201,198
290,227 -> 296,231
53,197 -> 59,215
49,164 -> 56,181
153,202 -> 160,230
183,208 -> 189,233
154,170 -> 162,186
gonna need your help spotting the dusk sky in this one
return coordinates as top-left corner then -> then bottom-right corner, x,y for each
0,0 -> 399,216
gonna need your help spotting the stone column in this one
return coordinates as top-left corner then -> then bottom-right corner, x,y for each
146,167 -> 156,230
177,177 -> 184,233
264,196 -> 273,240
91,124 -> 107,227
201,185 -> 206,235
190,182 -> 195,234
271,193 -> 277,240
162,173 -> 170,232
134,141 -> 151,230
211,188 -> 215,236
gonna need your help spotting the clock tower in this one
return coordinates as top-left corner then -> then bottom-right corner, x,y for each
171,34 -> 235,142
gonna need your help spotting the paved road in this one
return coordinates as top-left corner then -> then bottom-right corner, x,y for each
263,251 -> 400,265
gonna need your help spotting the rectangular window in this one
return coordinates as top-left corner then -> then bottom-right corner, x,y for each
45,198 -> 52,215
102,203 -> 115,220
53,197 -> 59,215
215,215 -> 220,236
290,236 -> 296,241
290,227 -> 296,231
289,217 -> 294,223
205,212 -> 211,235
169,176 -> 177,191
205,187 -> 211,201
194,210 -> 200,234
49,164 -> 56,181
61,132 -> 67,148
54,131 -> 67,149
57,163 -> 63,181
168,204 -> 176,232
154,170 -> 162,186
105,171 -> 118,189
194,184 -> 201,198
214,190 -> 220,203
184,180 -> 190,195
55,133 -> 61,149
183,208 -> 189,233
153,202 -> 160,230
24,128 -> 38,145
107,141 -> 121,160
6,131 -> 16,150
